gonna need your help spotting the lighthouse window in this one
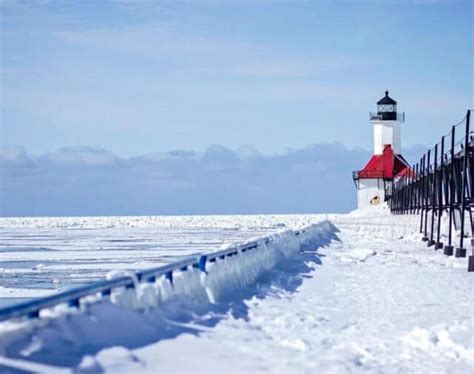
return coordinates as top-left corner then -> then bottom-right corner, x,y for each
378,104 -> 395,112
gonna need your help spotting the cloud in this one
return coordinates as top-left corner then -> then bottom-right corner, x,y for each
38,147 -> 121,166
0,143 -> 392,216
0,145 -> 34,167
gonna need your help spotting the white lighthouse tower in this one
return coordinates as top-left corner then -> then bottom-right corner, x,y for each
353,91 -> 410,208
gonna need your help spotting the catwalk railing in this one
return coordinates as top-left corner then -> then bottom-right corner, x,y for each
0,227 -> 309,322
387,109 -> 474,272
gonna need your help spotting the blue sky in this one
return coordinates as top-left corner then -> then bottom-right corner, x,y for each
0,0 -> 472,216
1,0 -> 471,156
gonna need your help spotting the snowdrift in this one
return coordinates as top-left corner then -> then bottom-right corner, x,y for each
0,220 -> 339,370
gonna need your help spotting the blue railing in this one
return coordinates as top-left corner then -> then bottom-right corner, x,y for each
0,229 -> 304,322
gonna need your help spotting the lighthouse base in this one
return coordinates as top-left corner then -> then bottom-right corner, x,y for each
356,178 -> 385,209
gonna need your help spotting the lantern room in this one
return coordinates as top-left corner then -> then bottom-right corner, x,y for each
376,91 -> 397,120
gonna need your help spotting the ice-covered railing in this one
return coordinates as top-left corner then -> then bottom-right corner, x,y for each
0,221 -> 334,322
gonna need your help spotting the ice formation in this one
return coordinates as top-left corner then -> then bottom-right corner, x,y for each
106,221 -> 336,310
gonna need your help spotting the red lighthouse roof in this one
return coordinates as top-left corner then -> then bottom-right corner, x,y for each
355,145 -> 410,180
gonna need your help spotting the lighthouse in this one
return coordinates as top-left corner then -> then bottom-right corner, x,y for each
353,91 -> 410,208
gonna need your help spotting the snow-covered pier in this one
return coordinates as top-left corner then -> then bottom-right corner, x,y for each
0,211 -> 472,373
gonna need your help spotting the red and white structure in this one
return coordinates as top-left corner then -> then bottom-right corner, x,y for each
353,91 -> 410,208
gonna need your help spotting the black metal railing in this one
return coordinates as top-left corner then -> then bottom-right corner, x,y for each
386,110 -> 474,272
369,112 -> 405,122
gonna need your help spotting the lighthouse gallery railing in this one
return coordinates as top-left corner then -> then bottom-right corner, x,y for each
386,109 -> 474,272
369,112 -> 405,122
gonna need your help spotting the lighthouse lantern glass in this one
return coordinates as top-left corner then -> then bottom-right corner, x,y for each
377,104 -> 396,113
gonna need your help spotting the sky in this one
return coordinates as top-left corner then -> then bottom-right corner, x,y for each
0,0 -> 472,216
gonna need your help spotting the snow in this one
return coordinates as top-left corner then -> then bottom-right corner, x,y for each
0,210 -> 473,373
